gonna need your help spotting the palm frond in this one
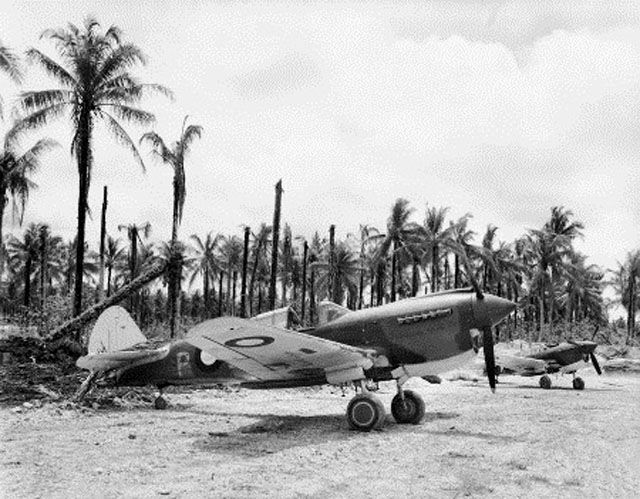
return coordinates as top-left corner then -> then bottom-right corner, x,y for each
181,124 -> 204,153
26,48 -> 76,87
139,131 -> 175,164
17,89 -> 73,113
105,104 -> 155,126
8,104 -> 68,138
97,43 -> 147,83
0,43 -> 23,83
100,111 -> 146,173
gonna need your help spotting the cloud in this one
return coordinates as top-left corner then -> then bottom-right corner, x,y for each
231,52 -> 321,99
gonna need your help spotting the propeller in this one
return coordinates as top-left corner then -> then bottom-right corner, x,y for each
590,352 -> 602,376
483,326 -> 496,392
456,245 -> 496,392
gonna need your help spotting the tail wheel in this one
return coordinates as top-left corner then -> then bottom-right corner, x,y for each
572,377 -> 585,390
154,396 -> 168,410
346,393 -> 385,431
391,390 -> 426,425
539,375 -> 552,389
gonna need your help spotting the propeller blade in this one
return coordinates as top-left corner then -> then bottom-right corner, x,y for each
483,326 -> 496,392
590,352 -> 602,376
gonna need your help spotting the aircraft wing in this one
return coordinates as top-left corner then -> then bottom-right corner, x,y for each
76,346 -> 170,372
186,317 -> 374,383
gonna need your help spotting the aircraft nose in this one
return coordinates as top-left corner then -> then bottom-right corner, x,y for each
472,294 -> 516,327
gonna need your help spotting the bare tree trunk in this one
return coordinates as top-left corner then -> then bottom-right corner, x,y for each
269,180 -> 282,311
97,186 -> 107,302
240,226 -> 250,318
301,241 -> 308,323
328,224 -> 335,301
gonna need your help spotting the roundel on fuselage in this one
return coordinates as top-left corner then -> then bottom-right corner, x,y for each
194,348 -> 223,373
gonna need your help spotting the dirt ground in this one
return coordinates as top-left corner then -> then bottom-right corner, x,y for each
2,367 -> 639,499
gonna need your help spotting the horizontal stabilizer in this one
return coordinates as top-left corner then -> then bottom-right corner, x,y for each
77,346 -> 170,371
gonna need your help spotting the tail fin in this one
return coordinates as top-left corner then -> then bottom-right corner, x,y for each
87,306 -> 146,354
317,301 -> 352,326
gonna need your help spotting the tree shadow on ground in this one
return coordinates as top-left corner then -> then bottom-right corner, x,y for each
191,410 -> 461,458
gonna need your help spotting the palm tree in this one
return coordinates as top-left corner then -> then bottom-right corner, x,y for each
446,213 -> 474,289
421,205 -> 452,293
0,40 -> 23,117
140,116 -> 202,245
189,232 -> 222,319
34,223 -> 63,308
118,222 -> 151,283
248,223 -> 272,316
104,235 -> 126,296
1,135 -> 57,277
6,224 -> 40,307
610,251 -> 640,343
118,222 -> 151,317
313,241 -> 361,307
220,234 -> 243,315
140,115 -> 202,336
278,224 -> 294,307
12,17 -> 171,318
561,251 -> 604,327
370,198 -> 418,302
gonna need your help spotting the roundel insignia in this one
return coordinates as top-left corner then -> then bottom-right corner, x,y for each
224,336 -> 275,348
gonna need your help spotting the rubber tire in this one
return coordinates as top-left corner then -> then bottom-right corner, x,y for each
154,396 -> 168,410
346,393 -> 385,431
572,377 -> 585,390
391,390 -> 426,425
539,375 -> 552,390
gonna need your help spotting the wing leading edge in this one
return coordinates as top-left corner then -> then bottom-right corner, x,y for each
186,317 -> 374,384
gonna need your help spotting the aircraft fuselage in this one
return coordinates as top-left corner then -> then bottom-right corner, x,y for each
114,289 -> 514,390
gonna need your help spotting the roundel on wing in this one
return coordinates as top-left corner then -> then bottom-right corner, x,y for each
224,336 -> 275,348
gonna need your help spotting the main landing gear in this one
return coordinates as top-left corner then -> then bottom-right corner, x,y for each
538,374 -> 585,390
346,380 -> 426,432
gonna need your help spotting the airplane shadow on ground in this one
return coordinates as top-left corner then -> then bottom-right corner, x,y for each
190,410 -> 461,458
493,382 -> 622,393
458,380 -> 621,392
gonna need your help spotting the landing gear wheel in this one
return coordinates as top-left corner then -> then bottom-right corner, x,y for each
391,390 -> 425,425
346,393 -> 385,431
539,375 -> 552,390
572,377 -> 585,390
154,396 -> 168,410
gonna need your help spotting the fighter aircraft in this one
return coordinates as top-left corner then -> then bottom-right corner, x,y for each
77,287 -> 515,431
493,340 -> 602,390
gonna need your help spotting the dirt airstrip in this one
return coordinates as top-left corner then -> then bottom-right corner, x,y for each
1,367 -> 639,499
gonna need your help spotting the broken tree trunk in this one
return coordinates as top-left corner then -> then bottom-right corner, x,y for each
47,259 -> 168,344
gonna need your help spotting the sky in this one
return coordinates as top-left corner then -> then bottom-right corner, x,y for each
1,1 -> 639,290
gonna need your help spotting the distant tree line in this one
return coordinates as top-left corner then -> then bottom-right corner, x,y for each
1,19 -> 638,347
